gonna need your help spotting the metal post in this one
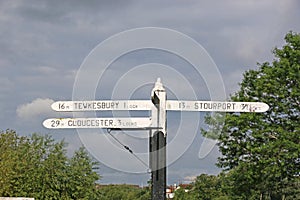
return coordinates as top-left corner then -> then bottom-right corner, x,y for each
150,78 -> 167,200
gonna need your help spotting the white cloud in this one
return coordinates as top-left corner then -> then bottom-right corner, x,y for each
184,175 -> 197,183
16,98 -> 54,120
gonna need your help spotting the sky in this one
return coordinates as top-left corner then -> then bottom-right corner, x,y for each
1,0 -> 300,186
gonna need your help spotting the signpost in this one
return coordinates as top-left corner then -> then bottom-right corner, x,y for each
43,78 -> 269,200
167,100 -> 269,112
51,100 -> 269,112
150,78 -> 167,200
51,100 -> 152,111
43,117 -> 152,129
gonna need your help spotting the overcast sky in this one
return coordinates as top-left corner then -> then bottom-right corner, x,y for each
1,0 -> 300,185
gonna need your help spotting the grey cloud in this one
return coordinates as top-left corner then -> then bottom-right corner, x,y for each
7,0 -> 133,23
36,66 -> 57,75
0,77 -> 14,93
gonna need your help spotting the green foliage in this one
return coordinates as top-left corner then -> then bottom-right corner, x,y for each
190,174 -> 230,200
173,172 -> 299,200
191,174 -> 223,199
203,31 -> 300,199
97,184 -> 150,200
174,187 -> 191,200
0,130 -> 100,199
173,174 -> 230,200
68,147 -> 100,199
201,113 -> 226,140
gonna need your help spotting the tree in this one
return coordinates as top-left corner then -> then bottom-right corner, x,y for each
190,174 -> 229,200
68,147 -> 100,199
0,129 -> 101,199
204,32 -> 300,199
191,174 -> 222,199
97,184 -> 150,200
172,174 -> 231,200
174,187 -> 192,200
0,130 -> 21,196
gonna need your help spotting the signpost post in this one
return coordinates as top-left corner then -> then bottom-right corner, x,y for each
43,78 -> 269,200
150,78 -> 167,200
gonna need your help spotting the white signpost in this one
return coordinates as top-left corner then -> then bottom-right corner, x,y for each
43,117 -> 152,129
166,100 -> 269,112
51,100 -> 152,111
43,78 -> 269,200
51,100 -> 269,113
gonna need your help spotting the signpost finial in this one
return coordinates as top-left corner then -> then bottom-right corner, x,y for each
154,77 -> 164,90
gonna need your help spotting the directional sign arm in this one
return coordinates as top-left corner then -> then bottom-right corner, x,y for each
166,100 -> 269,112
43,117 -> 152,129
51,100 -> 269,113
51,100 -> 152,111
